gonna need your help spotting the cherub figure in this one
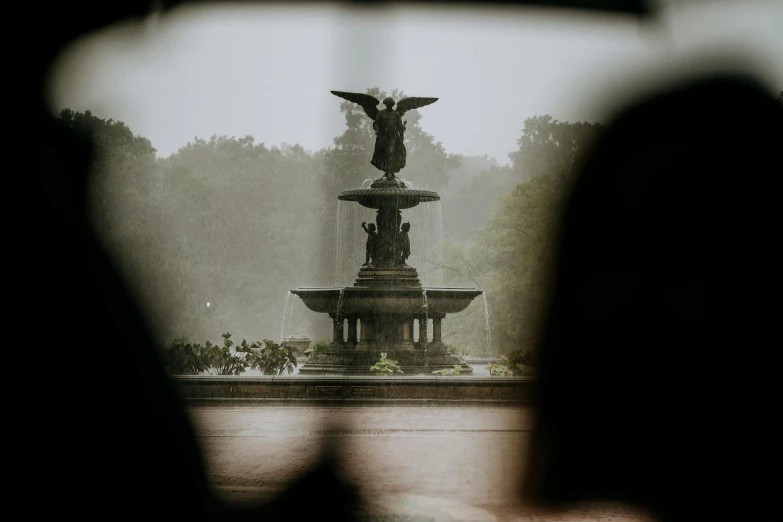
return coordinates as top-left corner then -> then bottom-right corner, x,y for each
361,222 -> 379,267
397,222 -> 411,267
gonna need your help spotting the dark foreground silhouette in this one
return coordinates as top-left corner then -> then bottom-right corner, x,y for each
16,2 -> 781,521
523,75 -> 783,522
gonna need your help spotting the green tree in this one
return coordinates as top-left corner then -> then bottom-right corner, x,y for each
441,116 -> 602,355
57,109 -> 157,228
56,109 -> 180,336
143,134 -> 327,341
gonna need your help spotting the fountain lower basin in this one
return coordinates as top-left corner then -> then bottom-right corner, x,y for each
292,287 -> 482,315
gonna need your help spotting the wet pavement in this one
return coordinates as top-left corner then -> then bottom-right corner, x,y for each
189,405 -> 655,521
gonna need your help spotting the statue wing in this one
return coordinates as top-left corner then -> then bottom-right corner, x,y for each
396,97 -> 438,117
330,91 -> 380,120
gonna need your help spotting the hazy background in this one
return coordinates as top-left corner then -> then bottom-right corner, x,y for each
47,1 -> 783,352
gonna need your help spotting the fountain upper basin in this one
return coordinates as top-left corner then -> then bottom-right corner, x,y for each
291,287 -> 482,315
338,188 -> 440,210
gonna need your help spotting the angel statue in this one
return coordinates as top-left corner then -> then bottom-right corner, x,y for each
330,91 -> 438,180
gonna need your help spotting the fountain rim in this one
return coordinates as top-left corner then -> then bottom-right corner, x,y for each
290,286 -> 483,315
338,188 -> 440,209
292,286 -> 482,293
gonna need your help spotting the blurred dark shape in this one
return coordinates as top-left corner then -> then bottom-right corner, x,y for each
14,1 -> 360,520
524,74 -> 783,521
21,46 -> 358,522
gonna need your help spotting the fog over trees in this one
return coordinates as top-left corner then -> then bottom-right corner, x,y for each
65,92 -> 603,355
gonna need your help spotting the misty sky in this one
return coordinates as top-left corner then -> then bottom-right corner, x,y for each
49,1 -> 782,165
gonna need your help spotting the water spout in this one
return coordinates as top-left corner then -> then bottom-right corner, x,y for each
360,178 -> 374,189
279,290 -> 292,343
333,202 -> 342,285
286,297 -> 299,341
336,288 -> 345,317
422,290 -> 429,372
481,293 -> 492,359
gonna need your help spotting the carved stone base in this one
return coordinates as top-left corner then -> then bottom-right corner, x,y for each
298,351 -> 472,376
370,177 -> 406,189
355,339 -> 417,352
355,267 -> 421,288
426,340 -> 447,354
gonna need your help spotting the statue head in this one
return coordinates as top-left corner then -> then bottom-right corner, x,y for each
367,223 -> 376,232
383,97 -> 395,108
401,222 -> 410,232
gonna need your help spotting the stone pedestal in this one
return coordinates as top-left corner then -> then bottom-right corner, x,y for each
427,314 -> 447,353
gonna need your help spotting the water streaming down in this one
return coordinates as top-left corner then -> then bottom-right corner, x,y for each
360,178 -> 374,189
333,202 -> 342,285
285,297 -> 300,341
336,288 -> 345,340
433,202 -> 445,285
279,290 -> 292,343
353,202 -> 359,272
422,290 -> 429,371
334,182 -> 445,286
482,293 -> 493,358
293,298 -> 305,337
409,202 -> 445,286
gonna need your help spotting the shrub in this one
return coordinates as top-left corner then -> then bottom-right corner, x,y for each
159,336 -> 209,375
486,363 -> 513,377
203,333 -> 249,375
432,364 -> 463,376
304,339 -> 332,360
369,352 -> 403,376
487,347 -> 537,376
445,344 -> 471,360
161,332 -> 300,376
246,339 -> 298,375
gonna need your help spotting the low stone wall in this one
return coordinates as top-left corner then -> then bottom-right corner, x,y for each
173,376 -> 533,404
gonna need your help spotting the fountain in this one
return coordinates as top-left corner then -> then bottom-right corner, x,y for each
292,90 -> 483,375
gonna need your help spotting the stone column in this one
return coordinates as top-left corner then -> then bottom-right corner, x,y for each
356,316 -> 372,351
347,315 -> 358,348
329,313 -> 344,346
401,319 -> 412,341
428,313 -> 446,353
432,314 -> 443,342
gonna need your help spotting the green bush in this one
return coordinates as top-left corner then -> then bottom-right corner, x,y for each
432,364 -> 463,376
161,332 -> 300,376
304,339 -> 332,360
159,336 -> 209,375
245,339 -> 298,375
445,344 -> 471,360
203,333 -> 249,375
486,363 -> 513,376
487,347 -> 537,376
370,352 -> 403,376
